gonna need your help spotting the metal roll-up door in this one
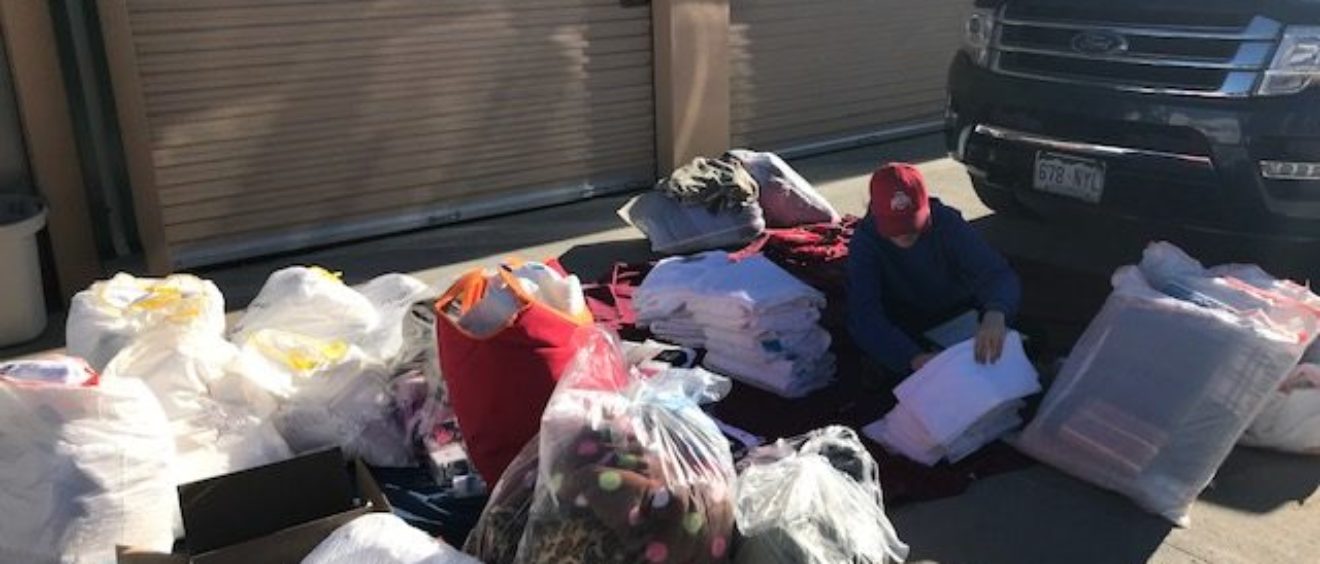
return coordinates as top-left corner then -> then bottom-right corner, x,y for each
730,0 -> 970,151
98,0 -> 656,270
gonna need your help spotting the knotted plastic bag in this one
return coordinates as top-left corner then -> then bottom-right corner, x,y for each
67,273 -> 225,370
734,426 -> 908,564
515,328 -> 737,563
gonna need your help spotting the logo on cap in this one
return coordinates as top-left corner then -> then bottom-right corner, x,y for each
890,191 -> 914,212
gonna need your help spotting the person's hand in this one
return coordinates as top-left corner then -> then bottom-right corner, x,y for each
975,311 -> 1007,365
911,353 -> 936,372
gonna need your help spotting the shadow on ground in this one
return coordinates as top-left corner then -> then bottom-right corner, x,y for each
556,238 -> 655,282
1202,448 -> 1320,515
894,466 -> 1175,564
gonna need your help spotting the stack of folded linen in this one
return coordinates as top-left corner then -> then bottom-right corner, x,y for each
863,331 -> 1039,466
635,251 -> 835,398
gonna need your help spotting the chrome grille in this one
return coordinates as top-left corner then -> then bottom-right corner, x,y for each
991,5 -> 1282,97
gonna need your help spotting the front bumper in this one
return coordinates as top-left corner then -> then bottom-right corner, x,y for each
946,53 -> 1320,238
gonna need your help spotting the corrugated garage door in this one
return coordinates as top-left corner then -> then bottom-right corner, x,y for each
730,0 -> 970,151
97,0 -> 656,270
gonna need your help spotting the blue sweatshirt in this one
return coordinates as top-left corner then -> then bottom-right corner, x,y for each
847,199 -> 1022,374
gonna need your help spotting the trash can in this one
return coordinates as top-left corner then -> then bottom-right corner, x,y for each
0,195 -> 48,346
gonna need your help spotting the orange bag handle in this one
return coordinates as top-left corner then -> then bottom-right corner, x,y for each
437,262 -> 593,328
435,269 -> 490,317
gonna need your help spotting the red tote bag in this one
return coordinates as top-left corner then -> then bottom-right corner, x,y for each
435,266 -> 591,483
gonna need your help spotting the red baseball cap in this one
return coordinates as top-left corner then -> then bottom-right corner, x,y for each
869,163 -> 931,238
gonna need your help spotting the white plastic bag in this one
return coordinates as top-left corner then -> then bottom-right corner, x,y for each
302,513 -> 479,564
0,359 -> 177,563
235,329 -> 413,467
102,328 -> 292,486
516,328 -> 737,563
1241,364 -> 1320,454
728,149 -> 840,227
67,273 -> 225,370
1016,246 -> 1317,525
734,427 -> 908,564
230,267 -> 430,365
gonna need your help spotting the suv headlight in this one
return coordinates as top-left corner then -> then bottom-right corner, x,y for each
962,8 -> 997,67
1259,26 -> 1320,96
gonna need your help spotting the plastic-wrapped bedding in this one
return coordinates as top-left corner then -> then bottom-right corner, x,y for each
734,427 -> 908,564
619,191 -> 765,255
513,328 -> 738,563
727,149 -> 840,227
1015,243 -> 1319,525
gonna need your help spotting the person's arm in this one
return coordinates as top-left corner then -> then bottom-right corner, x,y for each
847,233 -> 926,374
944,215 -> 1022,319
943,214 -> 1021,363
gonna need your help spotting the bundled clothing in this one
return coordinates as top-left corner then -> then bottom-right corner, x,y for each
636,252 -> 835,398
863,332 -> 1040,466
847,199 -> 1022,374
658,155 -> 759,211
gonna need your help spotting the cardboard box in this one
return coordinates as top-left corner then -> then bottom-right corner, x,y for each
118,448 -> 390,564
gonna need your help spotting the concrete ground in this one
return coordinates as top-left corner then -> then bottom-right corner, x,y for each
6,133 -> 1320,562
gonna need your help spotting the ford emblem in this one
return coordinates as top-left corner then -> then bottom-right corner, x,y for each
1071,30 -> 1129,55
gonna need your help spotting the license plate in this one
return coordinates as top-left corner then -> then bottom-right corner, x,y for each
1033,152 -> 1106,203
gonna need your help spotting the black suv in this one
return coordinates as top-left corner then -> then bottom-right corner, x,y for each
947,0 -> 1320,239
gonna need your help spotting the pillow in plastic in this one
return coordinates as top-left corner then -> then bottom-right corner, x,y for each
514,328 -> 737,563
727,149 -> 840,227
1015,258 -> 1316,526
734,426 -> 908,564
302,513 -> 479,564
67,273 -> 225,370
0,359 -> 177,563
619,191 -> 765,255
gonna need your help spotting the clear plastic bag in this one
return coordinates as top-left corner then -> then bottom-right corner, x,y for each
734,426 -> 908,564
102,328 -> 292,486
0,360 -> 178,563
67,273 -> 225,370
1016,246 -> 1318,525
515,328 -> 737,563
463,437 -> 541,564
302,513 -> 479,564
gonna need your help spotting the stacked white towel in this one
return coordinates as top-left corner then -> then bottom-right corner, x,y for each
863,332 -> 1039,466
636,251 -> 835,398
